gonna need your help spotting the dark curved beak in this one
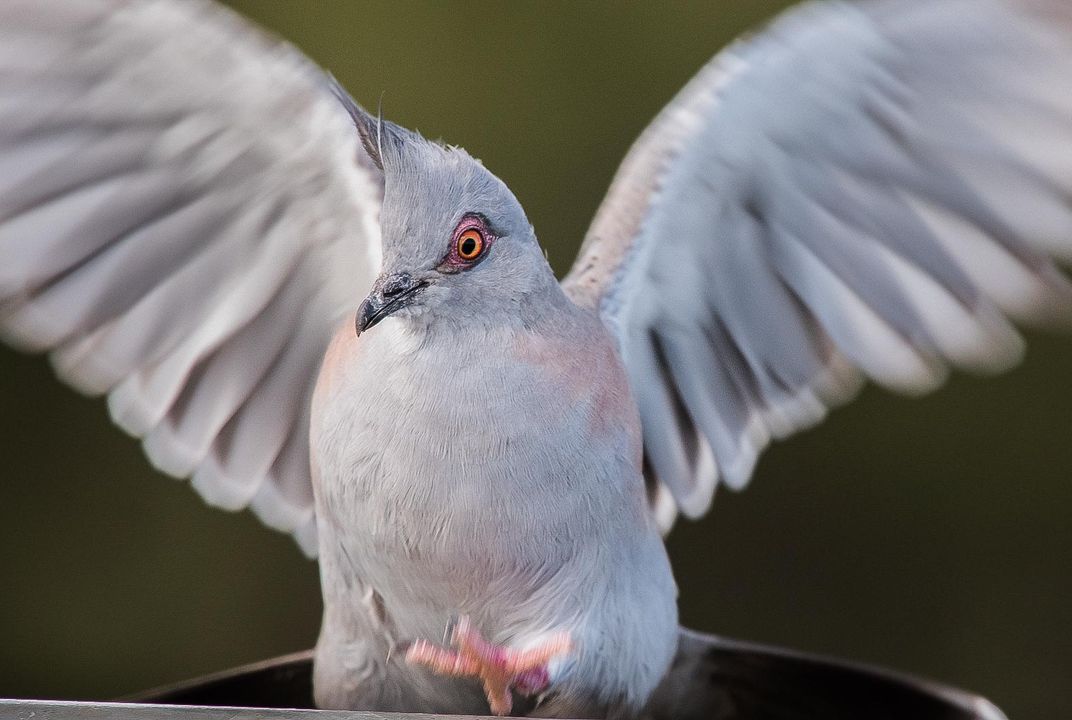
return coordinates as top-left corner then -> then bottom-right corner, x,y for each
355,272 -> 429,336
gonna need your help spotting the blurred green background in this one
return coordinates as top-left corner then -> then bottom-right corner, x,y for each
1,2 -> 1070,719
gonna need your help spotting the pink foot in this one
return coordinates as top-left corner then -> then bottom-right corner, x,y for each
405,616 -> 572,716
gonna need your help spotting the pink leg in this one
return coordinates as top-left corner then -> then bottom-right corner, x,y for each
405,616 -> 573,716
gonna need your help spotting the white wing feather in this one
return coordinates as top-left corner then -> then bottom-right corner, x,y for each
0,0 -> 383,556
563,0 -> 1072,529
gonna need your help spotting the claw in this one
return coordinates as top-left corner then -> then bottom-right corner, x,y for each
444,614 -> 460,643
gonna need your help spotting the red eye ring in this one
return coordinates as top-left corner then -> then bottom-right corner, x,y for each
456,227 -> 485,261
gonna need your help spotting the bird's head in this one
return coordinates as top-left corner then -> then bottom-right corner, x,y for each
347,104 -> 551,336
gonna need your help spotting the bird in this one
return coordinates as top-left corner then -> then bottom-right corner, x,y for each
1,0 -> 1070,717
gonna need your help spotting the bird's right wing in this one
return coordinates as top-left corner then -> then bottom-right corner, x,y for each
0,0 -> 384,556
563,0 -> 1072,530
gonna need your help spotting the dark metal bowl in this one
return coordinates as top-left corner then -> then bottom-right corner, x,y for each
118,629 -> 1006,720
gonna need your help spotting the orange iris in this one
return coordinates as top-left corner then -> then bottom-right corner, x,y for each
457,228 -> 484,260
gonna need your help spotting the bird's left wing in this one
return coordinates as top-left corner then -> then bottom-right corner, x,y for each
0,0 -> 384,556
562,0 -> 1072,529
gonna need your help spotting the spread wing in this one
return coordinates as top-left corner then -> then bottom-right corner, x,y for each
562,0 -> 1072,529
0,0 -> 384,556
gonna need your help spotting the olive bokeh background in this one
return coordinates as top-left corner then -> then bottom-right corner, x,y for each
2,3 -> 1071,719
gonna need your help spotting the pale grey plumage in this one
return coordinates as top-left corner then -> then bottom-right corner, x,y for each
0,0 -> 383,555
306,122 -> 676,716
564,0 -> 1072,528
1,0 -> 1069,717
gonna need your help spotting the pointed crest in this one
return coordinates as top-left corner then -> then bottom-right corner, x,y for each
328,77 -> 414,171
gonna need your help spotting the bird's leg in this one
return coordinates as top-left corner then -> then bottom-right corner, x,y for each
405,616 -> 572,716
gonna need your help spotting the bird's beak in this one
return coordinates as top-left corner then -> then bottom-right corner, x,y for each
355,271 -> 429,336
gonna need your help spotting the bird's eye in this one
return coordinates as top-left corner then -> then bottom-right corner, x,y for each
456,228 -> 485,261
440,214 -> 494,272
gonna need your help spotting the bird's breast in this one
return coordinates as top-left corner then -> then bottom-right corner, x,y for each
310,316 -> 647,608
